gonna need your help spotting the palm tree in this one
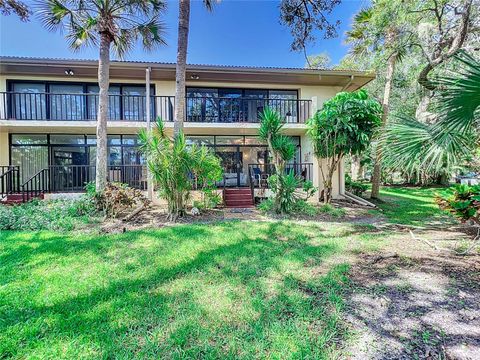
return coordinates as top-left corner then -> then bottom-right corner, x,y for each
346,0 -> 409,199
38,0 -> 166,192
173,0 -> 215,138
381,51 -> 480,180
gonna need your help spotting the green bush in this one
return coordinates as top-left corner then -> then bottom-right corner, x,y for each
345,175 -> 368,196
436,184 -> 480,223
258,198 -> 345,218
0,197 -> 98,231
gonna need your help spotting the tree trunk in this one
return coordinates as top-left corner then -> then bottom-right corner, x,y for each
371,51 -> 397,199
415,92 -> 435,123
174,0 -> 190,138
95,33 -> 111,193
351,155 -> 362,181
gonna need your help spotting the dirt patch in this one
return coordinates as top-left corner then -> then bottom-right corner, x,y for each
344,241 -> 480,359
99,200 -> 381,233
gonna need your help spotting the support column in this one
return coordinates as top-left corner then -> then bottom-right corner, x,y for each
0,132 -> 9,165
145,67 -> 154,201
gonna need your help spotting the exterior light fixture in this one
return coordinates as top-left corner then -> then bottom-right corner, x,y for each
190,74 -> 199,80
64,69 -> 74,76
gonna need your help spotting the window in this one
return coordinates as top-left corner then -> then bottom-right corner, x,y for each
11,134 -> 47,145
49,84 -> 85,121
186,136 -> 214,146
12,83 -> 47,120
185,87 -> 299,122
50,135 -> 86,145
87,85 -> 121,120
268,90 -> 298,123
186,88 -> 218,122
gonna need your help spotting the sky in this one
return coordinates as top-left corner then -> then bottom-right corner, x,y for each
0,0 -> 367,68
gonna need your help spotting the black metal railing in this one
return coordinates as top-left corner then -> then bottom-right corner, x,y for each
19,164 -> 147,201
0,92 -> 311,123
186,96 -> 311,123
0,165 -> 20,199
248,163 -> 313,188
21,168 -> 50,202
0,92 -> 174,122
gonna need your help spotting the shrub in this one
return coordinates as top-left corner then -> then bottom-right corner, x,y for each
0,197 -> 97,231
345,175 -> 368,196
139,119 -> 223,221
87,182 -> 148,218
268,171 -> 302,214
302,180 -> 318,201
436,184 -> 480,223
258,198 -> 345,218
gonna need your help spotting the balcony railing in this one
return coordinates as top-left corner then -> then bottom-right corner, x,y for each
20,165 -> 147,201
0,92 -> 311,123
186,96 -> 311,123
248,162 -> 313,188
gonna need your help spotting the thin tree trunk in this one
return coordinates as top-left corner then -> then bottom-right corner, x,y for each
351,155 -> 362,181
174,0 -> 190,137
371,51 -> 397,199
95,33 -> 110,193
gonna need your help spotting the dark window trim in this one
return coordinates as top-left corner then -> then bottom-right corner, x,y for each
186,86 -> 298,99
7,79 -> 155,95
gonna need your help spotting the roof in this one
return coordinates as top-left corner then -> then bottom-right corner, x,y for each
0,55 -> 375,90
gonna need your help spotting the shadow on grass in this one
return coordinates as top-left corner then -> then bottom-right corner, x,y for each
0,221 -> 351,359
345,254 -> 480,359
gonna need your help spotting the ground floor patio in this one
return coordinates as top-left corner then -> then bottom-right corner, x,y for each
0,127 -> 345,202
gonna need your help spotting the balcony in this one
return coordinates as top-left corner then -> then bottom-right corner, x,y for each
0,92 -> 311,123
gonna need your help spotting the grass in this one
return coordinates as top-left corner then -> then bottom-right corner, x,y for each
0,220 -> 384,359
372,186 -> 454,226
0,186 -> 451,358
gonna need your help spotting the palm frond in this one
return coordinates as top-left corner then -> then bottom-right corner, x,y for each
434,51 -> 480,136
382,115 -> 472,176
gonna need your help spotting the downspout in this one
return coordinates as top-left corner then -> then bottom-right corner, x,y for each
145,67 -> 153,201
341,75 -> 354,92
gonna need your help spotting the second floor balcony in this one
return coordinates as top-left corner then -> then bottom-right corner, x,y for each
0,92 -> 312,124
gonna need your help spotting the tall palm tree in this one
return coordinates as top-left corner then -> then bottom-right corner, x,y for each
173,0 -> 215,138
346,0 -> 409,199
38,0 -> 166,192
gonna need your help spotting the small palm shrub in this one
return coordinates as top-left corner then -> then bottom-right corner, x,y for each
267,171 -> 302,214
139,119 -> 222,221
436,185 -> 480,224
259,108 -> 303,214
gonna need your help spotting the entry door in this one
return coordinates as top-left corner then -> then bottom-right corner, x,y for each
51,146 -> 89,191
215,146 -> 243,187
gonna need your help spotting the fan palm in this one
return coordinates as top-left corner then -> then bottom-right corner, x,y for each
434,51 -> 480,136
173,0 -> 216,137
382,51 -> 480,180
38,0 -> 166,192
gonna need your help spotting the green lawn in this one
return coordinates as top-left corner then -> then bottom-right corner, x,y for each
373,186 -> 453,226
0,187 -> 448,359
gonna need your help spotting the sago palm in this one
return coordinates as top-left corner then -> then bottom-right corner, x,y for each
38,0 -> 166,192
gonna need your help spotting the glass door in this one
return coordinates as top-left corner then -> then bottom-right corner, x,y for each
215,146 -> 242,187
51,146 -> 89,191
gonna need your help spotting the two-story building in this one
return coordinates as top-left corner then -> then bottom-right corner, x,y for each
0,56 -> 374,203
